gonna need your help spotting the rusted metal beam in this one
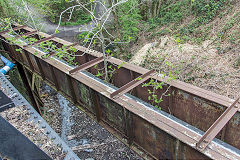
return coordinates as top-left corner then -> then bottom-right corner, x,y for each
23,50 -> 35,72
66,75 -> 77,104
66,42 -> 78,50
49,65 -> 60,91
110,70 -> 155,98
41,43 -> 78,59
23,35 -> 55,48
92,90 -> 102,122
69,56 -> 104,74
3,25 -> 240,160
196,97 -> 240,151
16,62 -> 41,114
0,25 -> 26,35
14,30 -> 37,40
35,56 -> 45,80
0,30 -> 10,35
123,108 -> 134,146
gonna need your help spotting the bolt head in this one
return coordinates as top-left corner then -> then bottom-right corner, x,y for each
203,140 -> 209,143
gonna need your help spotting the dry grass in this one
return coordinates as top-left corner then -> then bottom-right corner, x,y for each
134,36 -> 239,99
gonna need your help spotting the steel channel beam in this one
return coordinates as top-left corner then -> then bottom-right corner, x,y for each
66,75 -> 78,104
16,61 -> 41,114
74,72 -> 240,160
92,90 -> 102,122
65,42 -> 78,50
35,57 -> 46,80
69,56 -> 104,74
7,45 -> 240,160
2,26 -> 240,159
42,42 -> 78,59
14,30 -> 38,40
23,35 -> 55,48
11,26 -> 238,111
0,25 -> 26,35
196,97 -> 240,151
49,65 -> 60,91
18,26 -> 236,111
110,70 -> 155,98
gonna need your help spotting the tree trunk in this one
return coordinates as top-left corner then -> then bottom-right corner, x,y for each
156,0 -> 162,17
108,0 -> 121,40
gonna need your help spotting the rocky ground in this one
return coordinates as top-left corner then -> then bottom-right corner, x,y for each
0,82 -> 66,160
40,84 -> 142,160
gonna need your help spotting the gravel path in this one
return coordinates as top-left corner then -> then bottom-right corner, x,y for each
40,83 -> 142,160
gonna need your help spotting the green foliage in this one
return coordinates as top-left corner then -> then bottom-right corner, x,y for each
94,61 -> 126,83
1,19 -> 78,66
144,0 -> 229,45
0,18 -> 11,32
180,0 -> 226,35
0,0 -> 12,17
141,53 -> 177,110
148,0 -> 189,30
0,0 -> 20,18
26,0 -> 91,25
191,0 -> 226,18
60,15 -> 91,26
218,10 -> 240,42
116,0 -> 142,41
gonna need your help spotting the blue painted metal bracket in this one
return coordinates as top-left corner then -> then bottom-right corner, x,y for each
0,55 -> 15,75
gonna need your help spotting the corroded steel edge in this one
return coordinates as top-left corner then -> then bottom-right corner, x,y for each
110,69 -> 155,98
197,97 -> 240,151
0,73 -> 80,160
20,25 -> 238,109
69,56 -> 104,74
2,26 -> 240,159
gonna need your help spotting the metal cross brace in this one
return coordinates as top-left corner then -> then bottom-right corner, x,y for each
110,69 -> 155,98
0,25 -> 26,35
65,42 -> 78,50
196,96 -> 240,151
14,30 -> 38,40
23,35 -> 55,49
41,42 -> 78,59
69,56 -> 104,74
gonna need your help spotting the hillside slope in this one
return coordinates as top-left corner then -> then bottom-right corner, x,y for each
130,0 -> 240,99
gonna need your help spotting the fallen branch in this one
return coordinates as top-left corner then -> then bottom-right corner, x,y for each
71,140 -> 117,151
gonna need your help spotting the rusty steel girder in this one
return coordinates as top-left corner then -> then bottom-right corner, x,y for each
1,24 -> 240,160
14,30 -> 38,40
197,97 -> 240,151
0,25 -> 26,35
110,69 -> 155,98
23,35 -> 55,49
69,56 -> 104,74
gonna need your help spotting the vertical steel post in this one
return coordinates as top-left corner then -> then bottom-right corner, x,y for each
92,91 -> 102,122
16,61 -> 41,114
124,108 -> 134,146
66,75 -> 77,104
